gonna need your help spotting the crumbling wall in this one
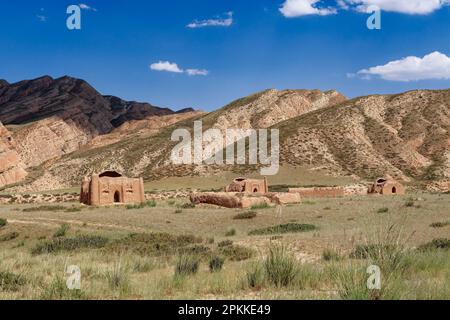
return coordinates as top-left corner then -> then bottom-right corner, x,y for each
288,187 -> 345,198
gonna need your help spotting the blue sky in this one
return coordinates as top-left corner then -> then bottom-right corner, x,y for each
1,0 -> 450,111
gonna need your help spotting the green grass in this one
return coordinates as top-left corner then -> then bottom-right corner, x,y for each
31,235 -> 109,255
418,238 -> 450,252
264,245 -> 297,287
53,223 -> 70,238
175,254 -> 200,276
250,203 -> 271,210
209,255 -> 225,273
249,223 -> 317,236
0,232 -> 19,242
225,228 -> 236,237
233,211 -> 257,220
125,200 -> 157,210
218,245 -> 255,261
0,271 -> 26,292
430,221 -> 450,228
22,205 -> 66,212
322,248 -> 343,262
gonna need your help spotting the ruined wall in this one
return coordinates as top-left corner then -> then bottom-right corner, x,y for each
288,187 -> 345,198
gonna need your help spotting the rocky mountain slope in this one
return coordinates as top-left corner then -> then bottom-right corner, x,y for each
0,76 -> 196,188
1,76 -> 448,192
0,123 -> 27,188
5,88 -> 348,191
278,89 -> 450,187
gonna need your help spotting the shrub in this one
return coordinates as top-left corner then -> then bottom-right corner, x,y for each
418,238 -> 450,252
246,263 -> 265,289
40,276 -> 85,300
264,245 -> 297,287
0,218 -> 7,228
322,248 -> 343,262
65,207 -> 82,213
249,223 -> 316,236
233,211 -> 257,220
105,261 -> 130,292
0,271 -> 26,291
430,221 -> 450,228
107,232 -> 203,257
250,203 -> 270,210
219,245 -> 255,261
126,201 -> 156,210
31,235 -> 109,255
180,203 -> 195,209
0,232 -> 19,242
217,240 -> 233,248
53,223 -> 70,238
377,207 -> 389,213
175,254 -> 200,276
209,255 -> 225,272
174,209 -> 183,214
22,205 -> 66,212
225,228 -> 236,237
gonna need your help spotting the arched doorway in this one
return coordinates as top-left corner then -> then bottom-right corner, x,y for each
392,187 -> 397,194
114,191 -> 121,203
253,188 -> 259,193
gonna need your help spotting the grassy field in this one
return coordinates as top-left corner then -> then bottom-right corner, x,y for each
0,192 -> 448,300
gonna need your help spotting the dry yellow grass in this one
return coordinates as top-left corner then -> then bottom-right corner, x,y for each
0,192 -> 448,300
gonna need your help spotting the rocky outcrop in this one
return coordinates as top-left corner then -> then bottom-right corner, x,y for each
0,123 -> 27,187
0,75 -> 196,188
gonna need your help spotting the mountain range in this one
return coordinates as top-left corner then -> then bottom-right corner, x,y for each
0,76 -> 449,192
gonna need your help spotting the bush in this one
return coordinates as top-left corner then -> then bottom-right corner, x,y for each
217,240 -> 233,248
0,232 -> 19,242
180,203 -> 195,209
40,276 -> 85,300
225,228 -> 236,237
53,223 -> 70,238
0,271 -> 26,291
105,261 -> 130,292
175,255 -> 200,276
418,238 -> 450,252
233,211 -> 257,220
430,221 -> 450,228
264,245 -> 297,287
246,263 -> 265,289
0,218 -> 7,228
249,223 -> 317,236
31,235 -> 109,255
219,245 -> 255,261
22,205 -> 66,212
107,232 -> 203,257
250,203 -> 270,210
126,201 -> 156,210
377,207 -> 389,213
322,248 -> 343,262
209,255 -> 225,273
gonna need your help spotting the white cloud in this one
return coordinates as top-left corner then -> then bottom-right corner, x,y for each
357,52 -> 450,81
342,0 -> 449,15
150,61 -> 209,76
150,61 -> 184,73
279,0 -> 337,17
186,69 -> 209,76
36,15 -> 47,22
79,3 -> 97,11
187,12 -> 233,28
